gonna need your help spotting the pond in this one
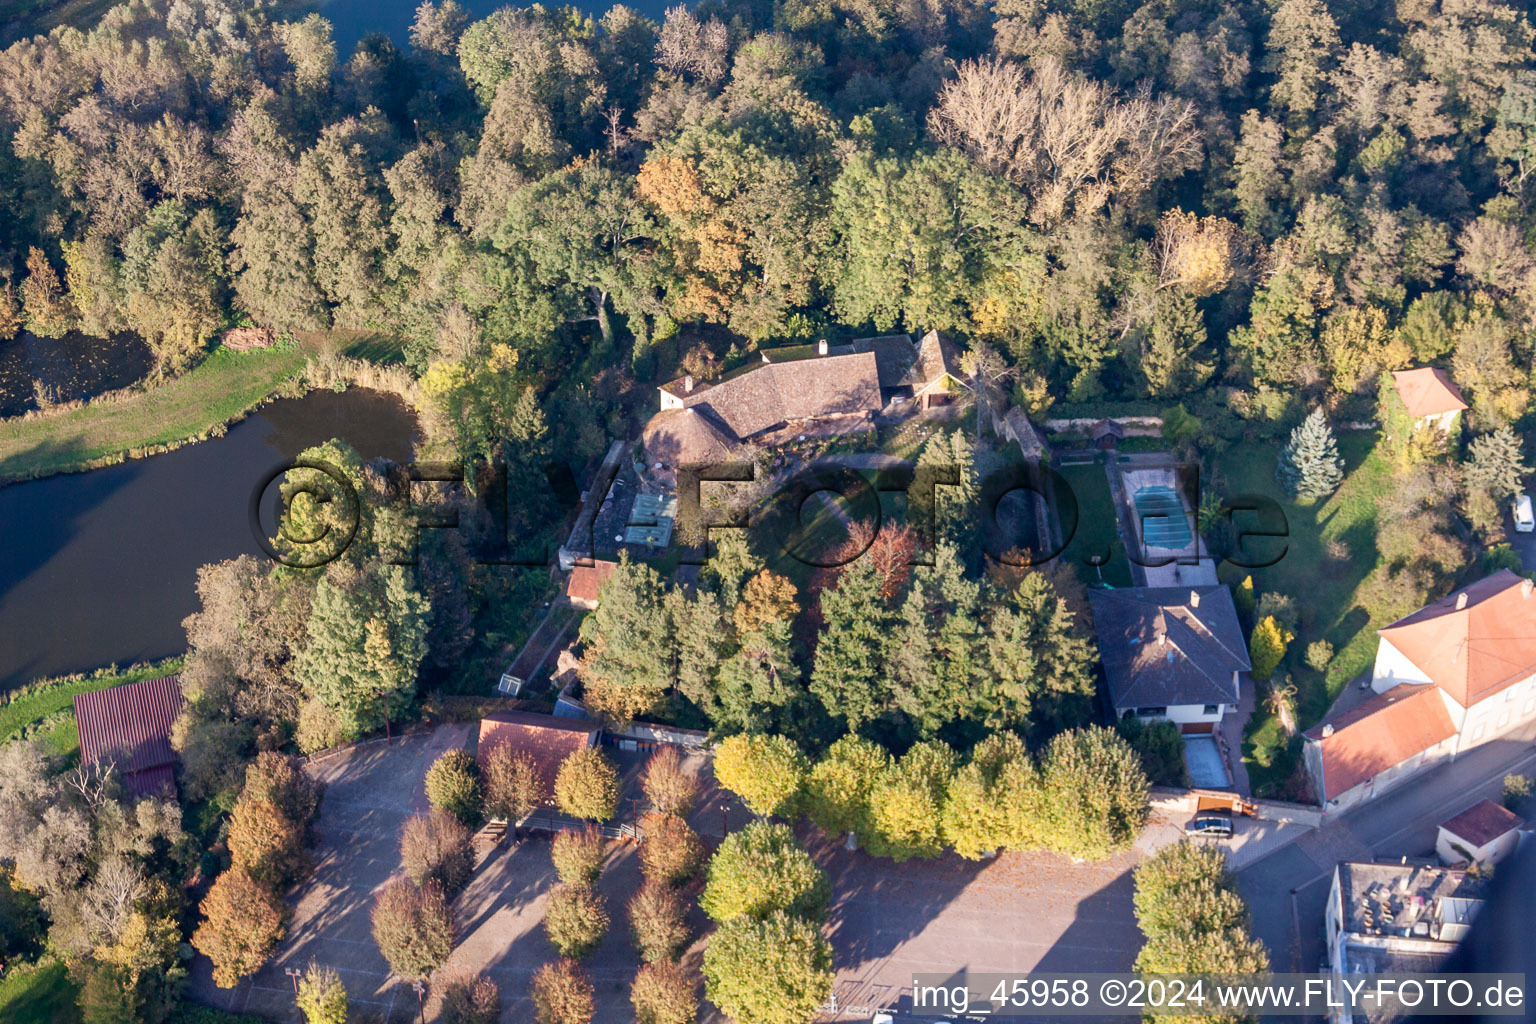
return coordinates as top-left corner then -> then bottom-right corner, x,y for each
289,0 -> 679,55
0,387 -> 418,692
0,329 -> 155,419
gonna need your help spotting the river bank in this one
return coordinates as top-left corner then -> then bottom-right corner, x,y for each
0,332 -> 419,486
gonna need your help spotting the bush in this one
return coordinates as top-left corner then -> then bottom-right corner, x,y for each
1249,616 -> 1293,682
551,826 -> 608,887
481,743 -> 545,823
639,813 -> 705,886
631,960 -> 697,1024
544,884 -> 609,960
400,809 -> 475,894
553,748 -> 620,822
713,734 -> 808,818
425,749 -> 483,826
295,698 -> 347,755
700,821 -> 830,924
642,746 -> 700,817
228,795 -> 309,887
370,880 -> 454,980
1504,774 -> 1534,810
702,911 -> 833,1024
438,971 -> 501,1024
628,881 -> 691,963
192,870 -> 288,989
1304,639 -> 1333,672
295,961 -> 347,1024
531,958 -> 593,1024
1115,717 -> 1189,788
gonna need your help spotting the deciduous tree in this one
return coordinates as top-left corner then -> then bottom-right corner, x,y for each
631,959 -> 697,1024
627,881 -> 691,963
543,883 -> 609,960
554,748 -> 620,822
703,911 -> 833,1024
193,870 -> 287,989
700,822 -> 829,924
370,880 -> 454,980
400,810 -> 475,894
712,734 -> 808,818
550,826 -> 607,887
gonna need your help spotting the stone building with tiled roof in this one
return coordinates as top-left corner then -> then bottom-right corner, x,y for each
1303,570 -> 1536,811
1390,367 -> 1467,433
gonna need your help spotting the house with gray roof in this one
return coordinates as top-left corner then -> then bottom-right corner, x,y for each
1089,585 -> 1250,732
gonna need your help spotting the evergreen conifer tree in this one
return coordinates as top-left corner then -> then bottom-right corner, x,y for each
1276,407 -> 1344,500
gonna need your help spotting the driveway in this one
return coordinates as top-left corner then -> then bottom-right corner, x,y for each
1501,503 -> 1536,571
1235,718 -> 1536,972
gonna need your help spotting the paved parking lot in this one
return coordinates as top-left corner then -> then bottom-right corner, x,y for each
186,723 -> 1180,1023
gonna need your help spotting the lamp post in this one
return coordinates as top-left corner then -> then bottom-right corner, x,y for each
413,979 -> 426,1023
284,967 -> 301,994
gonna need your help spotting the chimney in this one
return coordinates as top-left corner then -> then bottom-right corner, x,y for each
818,339 -> 829,356
1321,723 -> 1334,737
1156,632 -> 1167,647
683,375 -> 694,393
1455,592 -> 1468,610
1523,579 -> 1533,599
1189,589 -> 1200,608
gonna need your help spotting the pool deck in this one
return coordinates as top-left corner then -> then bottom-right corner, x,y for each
1103,455 -> 1218,587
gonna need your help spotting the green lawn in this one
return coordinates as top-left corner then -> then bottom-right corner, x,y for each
1053,460 -> 1134,588
0,345 -> 308,483
1212,434 -> 1396,797
0,961 -> 80,1024
0,658 -> 183,757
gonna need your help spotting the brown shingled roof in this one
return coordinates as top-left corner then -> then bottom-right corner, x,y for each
476,711 -> 600,801
1392,368 -> 1468,419
645,351 -> 881,464
565,560 -> 619,605
1304,683 -> 1457,801
1377,570 -> 1536,707
1440,799 -> 1522,848
74,676 -> 185,798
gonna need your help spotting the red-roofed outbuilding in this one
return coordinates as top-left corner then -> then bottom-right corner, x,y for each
476,711 -> 600,817
73,676 -> 186,799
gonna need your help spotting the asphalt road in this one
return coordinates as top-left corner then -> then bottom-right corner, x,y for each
1235,718 -> 1536,972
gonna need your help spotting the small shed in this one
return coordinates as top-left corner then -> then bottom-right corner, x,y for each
476,710 -> 600,814
1092,419 -> 1125,450
564,559 -> 618,610
1437,799 -> 1524,868
73,676 -> 186,799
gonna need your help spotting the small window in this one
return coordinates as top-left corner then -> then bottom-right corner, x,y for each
1525,698 -> 1535,715
1499,710 -> 1511,728
1473,722 -> 1486,741
1507,688 -> 1517,702
1203,704 -> 1221,715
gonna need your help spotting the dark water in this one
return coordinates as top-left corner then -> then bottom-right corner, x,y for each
0,388 -> 417,691
296,0 -> 675,55
0,330 -> 155,418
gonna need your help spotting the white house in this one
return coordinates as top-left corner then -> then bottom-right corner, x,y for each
1089,586 -> 1249,731
1390,367 -> 1467,434
1436,799 -> 1524,869
1305,570 -> 1536,811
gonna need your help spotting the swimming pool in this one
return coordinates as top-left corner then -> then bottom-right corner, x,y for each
1134,485 -> 1194,549
1184,736 -> 1231,789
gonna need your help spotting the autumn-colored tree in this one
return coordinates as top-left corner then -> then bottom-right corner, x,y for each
295,960 -> 348,1024
550,826 -> 608,887
639,812 -> 705,886
19,246 -> 75,338
631,959 -> 698,1024
703,911 -> 834,1024
700,822 -> 829,924
400,809 -> 475,894
1249,616 -> 1293,682
733,571 -> 798,634
712,734 -> 808,818
544,883 -> 609,960
438,971 -> 501,1024
370,880 -> 454,979
530,959 -> 594,1024
1154,210 -> 1242,298
641,746 -> 700,817
193,870 -> 288,988
481,743 -> 544,824
627,880 -> 691,963
864,740 -> 957,861
803,734 -> 891,840
425,748 -> 483,826
554,748 -> 620,822
228,796 -> 309,887
0,276 -> 22,340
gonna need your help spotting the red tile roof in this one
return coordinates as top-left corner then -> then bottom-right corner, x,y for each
74,676 -> 185,797
565,560 -> 619,606
1440,799 -> 1522,848
476,711 -> 599,797
1391,368 -> 1467,419
1304,684 -> 1457,801
1377,570 -> 1536,707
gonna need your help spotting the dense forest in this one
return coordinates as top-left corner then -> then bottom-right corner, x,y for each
1,0 -> 1535,441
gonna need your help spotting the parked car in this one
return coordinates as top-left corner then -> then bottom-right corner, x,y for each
1515,494 -> 1534,533
1185,809 -> 1233,838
